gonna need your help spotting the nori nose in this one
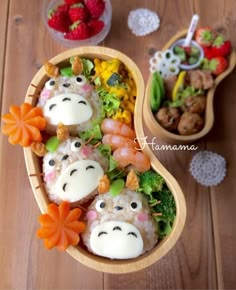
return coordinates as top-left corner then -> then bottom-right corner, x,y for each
114,206 -> 123,211
63,83 -> 71,88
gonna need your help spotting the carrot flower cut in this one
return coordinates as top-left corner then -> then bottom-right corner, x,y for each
37,202 -> 86,251
1,103 -> 46,147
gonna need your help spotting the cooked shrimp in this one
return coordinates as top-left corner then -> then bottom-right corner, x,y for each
102,134 -> 139,150
101,118 -> 136,139
113,147 -> 151,173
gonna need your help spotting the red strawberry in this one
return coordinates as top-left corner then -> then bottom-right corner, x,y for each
203,47 -> 215,60
65,0 -> 84,5
209,56 -> 228,75
69,3 -> 89,22
195,27 -> 215,47
56,4 -> 70,13
183,46 -> 192,55
88,19 -> 104,36
65,21 -> 90,40
85,0 -> 105,18
211,35 -> 231,57
48,9 -> 71,33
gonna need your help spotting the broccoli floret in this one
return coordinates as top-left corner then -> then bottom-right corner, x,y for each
138,170 -> 165,197
138,170 -> 176,238
152,186 -> 176,238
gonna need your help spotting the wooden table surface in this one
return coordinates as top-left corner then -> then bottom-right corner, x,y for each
1,0 -> 236,289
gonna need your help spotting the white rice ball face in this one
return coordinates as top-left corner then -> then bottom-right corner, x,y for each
43,137 -> 108,204
38,75 -> 102,135
82,189 -> 158,259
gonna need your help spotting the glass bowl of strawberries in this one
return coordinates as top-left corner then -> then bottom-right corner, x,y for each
42,0 -> 112,47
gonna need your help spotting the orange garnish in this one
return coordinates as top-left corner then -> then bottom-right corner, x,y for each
71,56 -> 83,75
44,61 -> 59,78
1,103 -> 46,147
37,202 -> 86,251
98,174 -> 110,194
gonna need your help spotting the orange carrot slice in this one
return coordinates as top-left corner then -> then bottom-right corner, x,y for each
37,202 -> 86,251
1,103 -> 46,147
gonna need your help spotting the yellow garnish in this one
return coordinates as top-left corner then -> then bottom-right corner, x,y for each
112,110 -> 132,126
172,71 -> 187,101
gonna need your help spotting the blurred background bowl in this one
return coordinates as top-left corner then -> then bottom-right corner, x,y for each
171,38 -> 204,70
42,0 -> 112,48
144,30 -> 236,144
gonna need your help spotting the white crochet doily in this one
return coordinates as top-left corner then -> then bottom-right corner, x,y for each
189,151 -> 226,187
128,8 -> 160,36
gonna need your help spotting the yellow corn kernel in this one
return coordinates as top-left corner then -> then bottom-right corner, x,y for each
112,110 -> 132,126
121,100 -> 135,113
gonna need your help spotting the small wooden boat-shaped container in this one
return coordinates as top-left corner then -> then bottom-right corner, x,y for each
24,47 -> 186,274
144,30 -> 236,144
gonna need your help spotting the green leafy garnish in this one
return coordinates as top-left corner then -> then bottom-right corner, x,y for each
81,58 -> 94,77
94,76 -> 101,86
177,86 -> 204,99
79,124 -> 102,143
104,155 -> 126,181
98,144 -> 112,158
108,156 -> 118,172
69,57 -> 94,77
166,86 -> 204,108
97,88 -> 120,117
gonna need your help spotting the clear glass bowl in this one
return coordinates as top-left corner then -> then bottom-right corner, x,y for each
171,38 -> 204,70
42,0 -> 112,47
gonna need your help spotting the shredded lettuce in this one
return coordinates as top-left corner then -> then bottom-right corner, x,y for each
69,57 -> 94,77
79,124 -> 102,143
98,144 -> 112,158
108,156 -> 118,172
106,168 -> 126,181
81,58 -> 94,77
94,76 -> 101,86
97,87 -> 120,117
176,86 -> 204,99
104,156 -> 126,181
166,86 -> 204,108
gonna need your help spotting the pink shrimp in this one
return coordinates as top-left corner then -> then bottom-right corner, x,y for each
101,118 -> 136,139
102,134 -> 139,151
113,147 -> 151,173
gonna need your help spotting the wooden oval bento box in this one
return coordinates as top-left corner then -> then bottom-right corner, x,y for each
144,30 -> 236,144
24,47 -> 186,273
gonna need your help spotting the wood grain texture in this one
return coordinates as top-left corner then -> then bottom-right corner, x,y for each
0,0 -> 9,108
207,73 -> 236,289
193,2 -> 236,289
0,0 -> 236,289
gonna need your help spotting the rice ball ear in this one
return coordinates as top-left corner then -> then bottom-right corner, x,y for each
82,189 -> 158,259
